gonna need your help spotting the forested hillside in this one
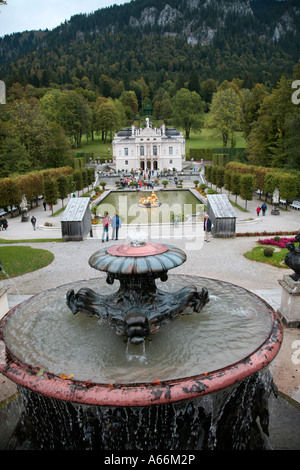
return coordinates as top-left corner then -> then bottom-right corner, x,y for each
0,0 -> 299,89
0,0 -> 299,178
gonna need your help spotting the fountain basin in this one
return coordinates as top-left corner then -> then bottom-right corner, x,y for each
0,276 -> 282,407
0,273 -> 283,450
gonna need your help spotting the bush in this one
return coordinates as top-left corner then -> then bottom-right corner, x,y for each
207,188 -> 218,194
263,247 -> 274,257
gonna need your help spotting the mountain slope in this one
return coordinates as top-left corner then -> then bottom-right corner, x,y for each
0,0 -> 299,88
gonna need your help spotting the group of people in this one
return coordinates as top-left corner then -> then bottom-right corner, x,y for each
256,203 -> 267,216
102,211 -> 212,243
101,212 -> 121,242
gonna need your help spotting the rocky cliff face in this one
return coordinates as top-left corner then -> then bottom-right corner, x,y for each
127,0 -> 299,45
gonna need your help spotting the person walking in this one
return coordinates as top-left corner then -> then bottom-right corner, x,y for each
101,211 -> 111,242
203,213 -> 212,242
31,215 -> 37,230
111,213 -> 121,240
1,216 -> 8,230
261,202 -> 267,216
256,206 -> 261,216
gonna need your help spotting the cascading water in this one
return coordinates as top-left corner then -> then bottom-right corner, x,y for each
0,236 -> 283,450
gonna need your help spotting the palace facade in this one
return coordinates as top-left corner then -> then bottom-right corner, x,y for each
112,119 -> 185,172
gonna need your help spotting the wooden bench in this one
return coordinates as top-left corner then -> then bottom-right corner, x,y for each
290,201 -> 300,210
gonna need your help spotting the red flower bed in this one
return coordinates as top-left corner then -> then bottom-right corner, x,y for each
258,237 -> 297,248
236,230 -> 298,237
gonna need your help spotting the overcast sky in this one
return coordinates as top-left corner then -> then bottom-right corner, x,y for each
0,0 -> 130,37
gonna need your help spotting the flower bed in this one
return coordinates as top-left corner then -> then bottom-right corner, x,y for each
236,230 -> 299,238
258,236 -> 297,248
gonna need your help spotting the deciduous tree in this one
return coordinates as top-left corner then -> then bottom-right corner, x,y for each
171,88 -> 204,139
207,88 -> 243,148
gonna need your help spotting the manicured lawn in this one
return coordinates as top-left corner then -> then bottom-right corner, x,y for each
0,246 -> 54,279
244,245 -> 288,268
0,238 -> 61,244
75,113 -> 246,157
77,130 -> 246,155
186,129 -> 246,150
73,136 -> 113,157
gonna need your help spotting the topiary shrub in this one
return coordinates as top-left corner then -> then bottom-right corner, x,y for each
263,247 -> 274,257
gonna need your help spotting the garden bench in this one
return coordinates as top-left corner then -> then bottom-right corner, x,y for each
290,201 -> 300,210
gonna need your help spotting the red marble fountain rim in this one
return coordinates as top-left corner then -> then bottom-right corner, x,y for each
0,301 -> 283,408
107,242 -> 168,257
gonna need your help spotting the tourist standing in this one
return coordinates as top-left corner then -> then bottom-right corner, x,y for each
102,211 -> 111,242
31,215 -> 37,230
111,213 -> 121,240
203,213 -> 212,242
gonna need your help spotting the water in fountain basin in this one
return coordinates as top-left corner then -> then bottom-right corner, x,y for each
3,275 -> 272,384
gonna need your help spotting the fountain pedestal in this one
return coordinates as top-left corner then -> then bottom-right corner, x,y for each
278,275 -> 300,327
67,240 -> 209,344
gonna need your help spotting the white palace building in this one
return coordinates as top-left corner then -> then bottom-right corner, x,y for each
112,118 -> 186,172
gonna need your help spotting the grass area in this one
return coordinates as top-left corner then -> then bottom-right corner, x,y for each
75,114 -> 246,157
0,246 -> 54,279
186,129 -> 246,150
244,245 -> 288,268
73,135 -> 113,157
0,238 -> 61,244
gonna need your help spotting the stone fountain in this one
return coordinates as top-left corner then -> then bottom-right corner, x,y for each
66,231 -> 209,345
0,233 -> 283,450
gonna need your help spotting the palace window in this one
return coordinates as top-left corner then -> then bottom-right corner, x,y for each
169,147 -> 173,155
124,148 -> 128,156
140,146 -> 144,156
153,145 -> 157,156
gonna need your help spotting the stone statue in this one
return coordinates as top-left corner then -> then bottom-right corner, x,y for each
273,188 -> 279,204
20,194 -> 28,210
20,194 -> 29,222
285,234 -> 300,281
271,188 -> 280,215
